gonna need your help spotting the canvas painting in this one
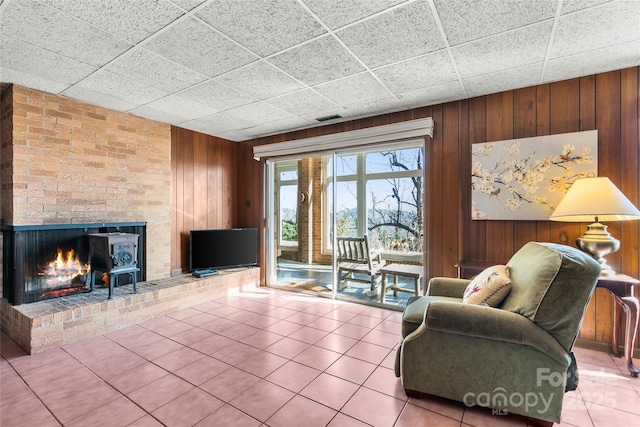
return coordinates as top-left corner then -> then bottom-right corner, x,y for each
472,130 -> 598,220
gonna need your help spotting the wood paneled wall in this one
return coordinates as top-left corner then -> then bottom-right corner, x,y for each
170,127 -> 237,272
237,67 -> 639,351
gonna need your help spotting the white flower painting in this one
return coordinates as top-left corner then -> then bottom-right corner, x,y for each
472,130 -> 598,220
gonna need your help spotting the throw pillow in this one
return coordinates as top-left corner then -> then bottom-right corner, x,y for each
462,265 -> 512,307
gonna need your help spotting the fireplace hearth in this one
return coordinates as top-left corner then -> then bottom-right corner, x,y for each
2,222 -> 146,305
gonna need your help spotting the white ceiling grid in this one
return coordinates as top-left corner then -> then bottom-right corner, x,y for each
0,0 -> 638,141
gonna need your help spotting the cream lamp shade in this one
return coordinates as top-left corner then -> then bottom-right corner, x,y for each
550,177 -> 640,276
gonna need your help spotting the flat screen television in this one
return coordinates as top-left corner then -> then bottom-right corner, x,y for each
190,228 -> 258,271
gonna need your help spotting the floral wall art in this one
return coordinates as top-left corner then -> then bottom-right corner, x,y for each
471,130 -> 598,220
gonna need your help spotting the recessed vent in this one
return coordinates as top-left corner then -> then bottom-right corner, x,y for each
316,114 -> 342,122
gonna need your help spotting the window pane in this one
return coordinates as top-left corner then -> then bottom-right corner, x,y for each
367,177 -> 422,252
280,185 -> 298,243
336,155 -> 357,176
366,147 -> 423,173
280,170 -> 298,181
334,181 -> 357,237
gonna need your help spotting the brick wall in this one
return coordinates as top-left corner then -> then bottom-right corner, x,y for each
0,86 -> 12,295
0,85 -> 171,281
1,86 -> 14,226
311,157 -> 329,263
297,158 -> 312,263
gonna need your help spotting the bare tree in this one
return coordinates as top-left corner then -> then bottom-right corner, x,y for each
368,150 -> 423,251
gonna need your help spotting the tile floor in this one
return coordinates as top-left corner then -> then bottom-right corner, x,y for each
1,287 -> 639,427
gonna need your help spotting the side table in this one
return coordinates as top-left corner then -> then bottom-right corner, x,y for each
596,274 -> 640,378
380,264 -> 423,304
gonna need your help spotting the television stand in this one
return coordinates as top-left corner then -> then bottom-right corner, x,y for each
192,269 -> 218,278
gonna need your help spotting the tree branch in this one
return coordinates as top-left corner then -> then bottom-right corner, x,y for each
368,222 -> 420,238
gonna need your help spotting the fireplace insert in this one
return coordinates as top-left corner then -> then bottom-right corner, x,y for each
1,222 -> 146,305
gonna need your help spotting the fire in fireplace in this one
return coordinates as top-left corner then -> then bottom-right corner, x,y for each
2,222 -> 146,305
35,248 -> 91,299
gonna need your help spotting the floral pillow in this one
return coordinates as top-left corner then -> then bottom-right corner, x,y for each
463,265 -> 512,307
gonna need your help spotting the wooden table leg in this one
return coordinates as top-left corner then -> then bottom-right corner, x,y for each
598,276 -> 640,378
612,295 -> 622,356
381,273 -> 387,304
620,296 -> 640,377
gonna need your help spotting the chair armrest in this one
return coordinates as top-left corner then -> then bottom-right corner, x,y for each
426,277 -> 470,298
369,249 -> 382,263
420,301 -> 569,364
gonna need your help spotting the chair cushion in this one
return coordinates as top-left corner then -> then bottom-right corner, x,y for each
500,242 -> 600,351
462,265 -> 511,306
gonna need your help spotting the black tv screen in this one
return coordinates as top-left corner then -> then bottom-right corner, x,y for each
190,228 -> 258,271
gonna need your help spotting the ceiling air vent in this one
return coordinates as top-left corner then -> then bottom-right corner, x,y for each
316,114 -> 342,122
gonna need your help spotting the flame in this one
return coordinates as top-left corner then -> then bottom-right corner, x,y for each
38,248 -> 90,286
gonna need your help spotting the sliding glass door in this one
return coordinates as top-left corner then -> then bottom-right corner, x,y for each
265,140 -> 425,308
266,157 -> 333,297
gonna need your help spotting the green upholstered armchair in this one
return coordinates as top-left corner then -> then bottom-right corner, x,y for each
395,242 -> 601,424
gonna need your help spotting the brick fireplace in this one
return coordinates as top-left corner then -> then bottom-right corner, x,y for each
0,85 -> 172,349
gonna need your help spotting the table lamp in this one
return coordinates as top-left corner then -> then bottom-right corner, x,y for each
549,177 -> 640,277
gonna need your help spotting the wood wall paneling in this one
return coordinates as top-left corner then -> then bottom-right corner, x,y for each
428,105 -> 445,276
442,102 -> 460,278
170,128 -> 238,272
512,87 -> 537,253
457,100 -> 470,265
484,92 -> 515,263
465,96 -> 487,262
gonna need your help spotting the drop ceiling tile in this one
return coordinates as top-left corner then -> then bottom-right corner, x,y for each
1,0 -> 637,141
543,41 -> 640,83
40,0 -> 184,44
561,0 -> 612,15
550,1 -> 640,59
127,105 -> 185,125
215,130 -> 251,142
64,70 -> 169,107
179,111 -> 255,135
463,63 -> 543,98
433,0 -> 556,46
267,35 -> 364,86
226,102 -> 295,124
314,72 -> 391,106
216,61 -> 306,100
130,95 -> 218,124
396,81 -> 467,109
336,1 -> 444,69
267,89 -> 340,116
196,0 -> 326,57
61,85 -> 138,112
0,67 -> 70,95
143,17 -> 258,78
1,36 -> 96,85
304,0 -> 406,30
299,107 -> 348,123
178,80 -> 256,111
169,0 -> 208,12
452,21 -> 553,79
239,117 -> 315,138
374,50 -> 458,94
1,0 -> 133,67
340,96 -> 401,119
106,48 -> 207,92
